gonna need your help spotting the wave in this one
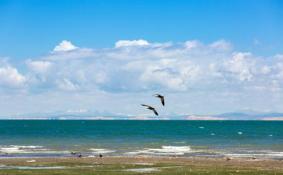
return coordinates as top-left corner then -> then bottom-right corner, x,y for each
1,145 -> 283,160
0,145 -> 45,154
89,148 -> 116,154
124,146 -> 283,159
125,146 -> 193,156
9,145 -> 43,149
224,150 -> 283,159
0,145 -> 69,154
0,165 -> 66,170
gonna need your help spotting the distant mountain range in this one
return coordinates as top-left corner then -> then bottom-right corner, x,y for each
215,112 -> 283,120
1,111 -> 283,120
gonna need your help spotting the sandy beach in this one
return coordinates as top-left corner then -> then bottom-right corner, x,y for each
0,156 -> 283,174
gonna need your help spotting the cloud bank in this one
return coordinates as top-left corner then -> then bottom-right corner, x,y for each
1,39 -> 283,117
0,60 -> 26,88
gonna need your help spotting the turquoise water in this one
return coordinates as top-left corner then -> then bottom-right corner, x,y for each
0,120 -> 282,159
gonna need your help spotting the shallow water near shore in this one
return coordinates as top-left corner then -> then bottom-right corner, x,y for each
0,120 -> 282,159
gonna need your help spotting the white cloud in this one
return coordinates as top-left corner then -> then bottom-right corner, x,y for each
184,40 -> 201,49
27,60 -> 52,74
21,39 -> 283,93
0,66 -> 26,88
261,65 -> 271,75
223,52 -> 255,81
47,48 -> 95,61
115,39 -> 150,48
56,78 -> 79,91
2,39 -> 283,117
140,59 -> 201,91
53,40 -> 78,52
210,40 -> 232,51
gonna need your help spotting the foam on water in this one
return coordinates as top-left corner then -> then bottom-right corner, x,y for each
225,150 -> 283,159
125,167 -> 160,173
0,145 -> 69,155
0,165 -> 66,170
126,146 -> 193,156
89,148 -> 116,154
0,145 -> 46,154
0,165 -> 95,170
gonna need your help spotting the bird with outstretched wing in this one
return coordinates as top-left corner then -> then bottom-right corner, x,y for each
141,104 -> 159,116
154,94 -> 165,106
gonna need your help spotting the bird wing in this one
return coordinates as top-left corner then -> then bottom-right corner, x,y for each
152,108 -> 159,116
154,94 -> 165,106
161,96 -> 165,106
141,104 -> 150,108
141,104 -> 158,115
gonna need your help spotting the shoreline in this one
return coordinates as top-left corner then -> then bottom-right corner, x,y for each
1,150 -> 283,161
1,156 -> 283,174
0,154 -> 282,160
1,156 -> 283,166
1,150 -> 283,160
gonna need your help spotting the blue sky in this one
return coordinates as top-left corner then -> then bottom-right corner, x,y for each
1,0 -> 283,119
1,0 -> 283,59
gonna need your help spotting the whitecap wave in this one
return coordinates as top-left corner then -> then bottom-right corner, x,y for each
0,145 -> 45,154
89,148 -> 116,154
125,146 -> 192,156
0,145 -> 69,154
225,150 -> 283,159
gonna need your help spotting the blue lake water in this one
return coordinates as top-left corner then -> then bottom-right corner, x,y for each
0,120 -> 282,159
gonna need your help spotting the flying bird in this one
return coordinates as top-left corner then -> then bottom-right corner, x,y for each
141,104 -> 159,116
154,94 -> 165,106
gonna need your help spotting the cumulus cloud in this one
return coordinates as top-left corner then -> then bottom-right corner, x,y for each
223,52 -> 255,81
209,39 -> 232,51
56,78 -> 79,91
47,48 -> 95,61
45,40 -> 95,61
115,39 -> 150,48
27,60 -> 52,74
184,40 -> 201,49
139,59 -> 201,91
17,39 -> 283,94
0,65 -> 26,88
2,39 -> 283,117
53,40 -> 78,52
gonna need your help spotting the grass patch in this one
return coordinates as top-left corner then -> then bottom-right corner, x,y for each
1,158 -> 283,175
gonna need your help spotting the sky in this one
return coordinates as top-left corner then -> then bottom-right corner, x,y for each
1,0 -> 283,118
